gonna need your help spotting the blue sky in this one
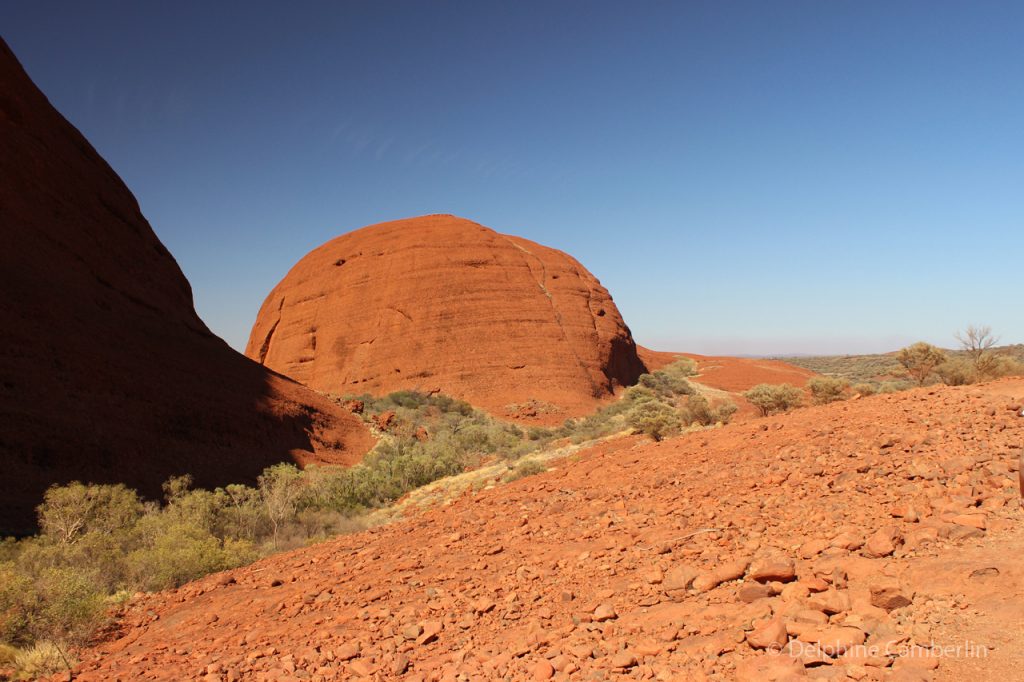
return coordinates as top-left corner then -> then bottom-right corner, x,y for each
4,1 -> 1022,355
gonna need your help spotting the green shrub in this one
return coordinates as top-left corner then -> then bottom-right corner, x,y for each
681,394 -> 736,426
711,401 -> 738,424
976,353 -> 1024,381
635,363 -> 695,400
0,563 -> 106,649
743,383 -> 804,416
807,376 -> 850,404
627,400 -> 682,441
935,358 -> 976,386
126,517 -> 257,592
258,464 -> 304,549
852,382 -> 877,396
0,563 -> 35,646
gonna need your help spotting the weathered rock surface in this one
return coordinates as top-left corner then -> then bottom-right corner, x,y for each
0,39 -> 374,534
68,378 -> 1024,680
246,215 -> 647,421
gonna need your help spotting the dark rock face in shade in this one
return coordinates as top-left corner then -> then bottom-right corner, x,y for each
0,39 -> 374,534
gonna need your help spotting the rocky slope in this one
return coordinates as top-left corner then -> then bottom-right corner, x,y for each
68,379 -> 1024,681
245,215 -> 647,423
0,39 -> 374,534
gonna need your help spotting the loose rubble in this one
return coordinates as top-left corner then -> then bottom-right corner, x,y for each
61,379 -> 1024,681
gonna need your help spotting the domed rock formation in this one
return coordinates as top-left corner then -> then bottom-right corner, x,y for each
246,215 -> 647,420
0,39 -> 374,534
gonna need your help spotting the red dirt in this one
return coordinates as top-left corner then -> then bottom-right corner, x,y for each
682,354 -> 816,394
68,379 -> 1024,681
0,40 -> 374,535
246,215 -> 646,424
637,346 -> 817,420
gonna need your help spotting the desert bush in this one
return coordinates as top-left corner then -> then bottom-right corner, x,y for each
935,358 -> 976,386
975,353 -> 1024,381
214,484 -> 267,542
126,517 -> 257,591
896,342 -> 947,386
12,640 -> 74,679
807,376 -> 850,404
635,361 -> 696,400
0,563 -> 35,646
0,562 -> 106,649
627,400 -> 682,441
851,383 -> 877,396
711,401 -> 738,424
681,395 -> 737,426
36,482 -> 143,545
502,458 -> 547,482
258,463 -> 304,549
877,380 -> 913,393
742,383 -> 804,416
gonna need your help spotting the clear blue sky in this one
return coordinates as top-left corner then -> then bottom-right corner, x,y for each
4,1 -> 1022,355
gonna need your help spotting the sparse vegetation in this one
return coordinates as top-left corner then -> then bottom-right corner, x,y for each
934,326 -> 1024,386
743,383 -> 804,416
807,376 -> 850,404
852,382 -> 877,397
680,394 -> 738,426
782,330 -> 1023,392
779,354 -> 904,385
502,458 -> 548,482
0,370 -> 737,669
11,641 -> 73,679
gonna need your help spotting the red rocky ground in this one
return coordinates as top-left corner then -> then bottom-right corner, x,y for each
63,378 -> 1024,681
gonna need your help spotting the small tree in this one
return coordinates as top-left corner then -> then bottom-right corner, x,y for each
807,376 -> 850,404
258,463 -> 304,549
37,482 -> 143,545
896,342 -> 947,386
955,325 -> 999,365
742,384 -> 804,416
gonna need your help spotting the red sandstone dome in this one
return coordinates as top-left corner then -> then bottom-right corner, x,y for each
0,39 -> 374,534
246,215 -> 647,420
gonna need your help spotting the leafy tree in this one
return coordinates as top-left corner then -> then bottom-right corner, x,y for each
36,482 -> 143,545
896,342 -> 947,386
258,464 -> 304,549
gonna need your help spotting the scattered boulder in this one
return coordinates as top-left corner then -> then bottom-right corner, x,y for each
870,577 -> 914,611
